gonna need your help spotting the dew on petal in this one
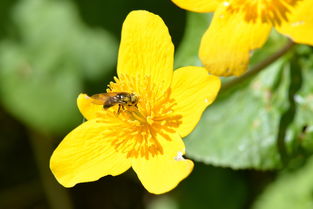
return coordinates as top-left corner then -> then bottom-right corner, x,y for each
174,151 -> 185,161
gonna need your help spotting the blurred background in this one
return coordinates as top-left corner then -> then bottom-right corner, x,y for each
1,0 -> 313,209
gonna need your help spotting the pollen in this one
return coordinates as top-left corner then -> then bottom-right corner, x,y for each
227,0 -> 302,26
99,74 -> 182,160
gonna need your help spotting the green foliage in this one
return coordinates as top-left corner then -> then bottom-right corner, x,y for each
179,13 -> 313,170
184,48 -> 313,169
174,12 -> 212,68
0,0 -> 117,134
288,46 -> 313,155
253,156 -> 313,209
185,60 -> 289,169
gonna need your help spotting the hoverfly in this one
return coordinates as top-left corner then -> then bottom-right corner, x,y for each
90,92 -> 138,113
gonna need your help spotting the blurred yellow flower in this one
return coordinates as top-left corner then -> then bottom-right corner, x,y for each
50,10 -> 221,194
171,0 -> 313,76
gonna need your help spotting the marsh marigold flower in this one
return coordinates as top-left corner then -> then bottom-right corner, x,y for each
50,10 -> 221,194
171,0 -> 313,76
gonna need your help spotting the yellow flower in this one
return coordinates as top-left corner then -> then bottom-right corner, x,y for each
50,10 -> 221,194
171,0 -> 313,76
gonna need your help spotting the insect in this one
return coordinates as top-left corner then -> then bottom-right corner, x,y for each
90,92 -> 138,113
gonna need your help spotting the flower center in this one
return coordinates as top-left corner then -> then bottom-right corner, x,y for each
98,75 -> 182,160
224,0 -> 302,26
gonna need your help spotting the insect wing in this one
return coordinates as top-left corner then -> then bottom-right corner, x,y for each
90,93 -> 116,105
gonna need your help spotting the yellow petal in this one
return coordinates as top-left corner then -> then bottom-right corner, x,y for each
199,5 -> 272,76
276,0 -> 313,45
117,10 -> 174,97
77,93 -> 104,120
171,66 -> 221,137
171,0 -> 220,13
50,119 -> 131,187
132,132 -> 193,194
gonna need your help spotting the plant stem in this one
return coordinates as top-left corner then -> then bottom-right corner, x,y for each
221,39 -> 295,92
29,130 -> 73,209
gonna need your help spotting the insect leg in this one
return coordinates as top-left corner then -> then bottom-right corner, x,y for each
117,104 -> 121,114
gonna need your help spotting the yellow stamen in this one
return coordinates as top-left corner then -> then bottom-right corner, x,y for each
100,75 -> 182,160
226,0 -> 302,26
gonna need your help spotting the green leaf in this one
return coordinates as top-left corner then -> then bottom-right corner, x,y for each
174,12 -> 212,68
249,31 -> 289,66
0,0 -> 117,134
252,156 -> 313,209
11,0 -> 117,81
185,60 -> 291,169
287,46 -> 313,155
